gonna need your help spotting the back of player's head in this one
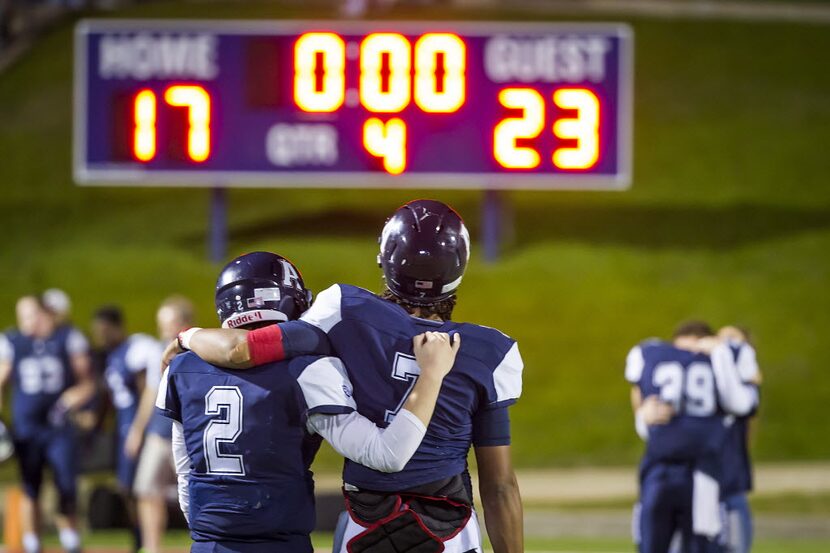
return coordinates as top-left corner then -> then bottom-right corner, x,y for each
673,320 -> 715,339
93,305 -> 125,328
91,305 -> 126,348
215,251 -> 312,329
157,295 -> 196,341
378,199 -> 470,308
16,295 -> 47,335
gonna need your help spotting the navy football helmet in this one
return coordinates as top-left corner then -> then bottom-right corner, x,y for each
215,252 -> 312,329
378,199 -> 471,305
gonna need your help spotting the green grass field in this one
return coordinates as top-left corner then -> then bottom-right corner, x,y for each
1,1 -> 829,471
38,529 -> 830,553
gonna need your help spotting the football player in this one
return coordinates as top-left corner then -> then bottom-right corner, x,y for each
91,305 -> 162,552
130,296 -> 195,553
716,326 -> 760,553
163,200 -> 524,553
626,321 -> 759,553
156,251 -> 459,552
0,296 -> 95,553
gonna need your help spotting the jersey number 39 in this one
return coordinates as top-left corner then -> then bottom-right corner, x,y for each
653,362 -> 716,417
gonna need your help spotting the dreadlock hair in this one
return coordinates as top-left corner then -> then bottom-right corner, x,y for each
379,288 -> 457,322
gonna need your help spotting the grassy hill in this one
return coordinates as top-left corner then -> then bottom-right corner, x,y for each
1,1 -> 829,468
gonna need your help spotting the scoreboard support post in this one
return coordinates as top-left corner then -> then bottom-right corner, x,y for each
209,187 -> 228,264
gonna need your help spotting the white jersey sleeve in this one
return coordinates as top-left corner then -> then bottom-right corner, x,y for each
710,343 -> 758,416
625,345 -> 645,384
493,342 -> 523,403
735,342 -> 760,383
171,421 -> 191,523
65,328 -> 90,356
125,334 -> 161,375
296,357 -> 357,415
299,284 -> 342,333
307,409 -> 427,473
0,334 -> 13,364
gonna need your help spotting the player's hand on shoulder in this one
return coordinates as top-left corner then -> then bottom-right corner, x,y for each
640,394 -> 675,425
162,338 -> 184,369
413,331 -> 461,381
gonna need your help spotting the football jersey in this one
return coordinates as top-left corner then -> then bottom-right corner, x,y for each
720,341 -> 760,496
144,336 -> 174,439
156,351 -> 356,550
298,284 -> 523,492
625,340 -> 729,468
104,334 -> 160,431
0,325 -> 86,438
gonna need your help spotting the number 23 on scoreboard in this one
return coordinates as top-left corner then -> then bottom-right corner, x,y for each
494,87 -> 601,171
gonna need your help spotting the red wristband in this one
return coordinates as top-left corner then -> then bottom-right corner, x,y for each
248,324 -> 285,365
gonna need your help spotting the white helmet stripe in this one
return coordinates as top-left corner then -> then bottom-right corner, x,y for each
222,309 -> 288,329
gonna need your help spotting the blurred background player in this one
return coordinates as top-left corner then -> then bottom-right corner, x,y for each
0,296 -> 95,553
626,321 -> 759,553
130,296 -> 195,553
638,325 -> 762,553
40,289 -> 101,435
717,326 -> 761,553
167,200 -> 525,553
157,251 -> 458,552
91,305 -> 163,553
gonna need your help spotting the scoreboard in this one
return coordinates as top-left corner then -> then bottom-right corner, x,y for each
74,20 -> 633,189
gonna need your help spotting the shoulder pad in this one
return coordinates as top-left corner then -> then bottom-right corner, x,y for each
301,284 -> 343,332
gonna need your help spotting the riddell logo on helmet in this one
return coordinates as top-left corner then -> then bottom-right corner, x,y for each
414,280 -> 434,289
227,311 -> 263,328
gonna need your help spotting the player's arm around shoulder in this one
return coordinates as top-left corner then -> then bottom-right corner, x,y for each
304,332 -> 460,473
707,341 -> 759,417
160,285 -> 342,370
162,327 -> 252,370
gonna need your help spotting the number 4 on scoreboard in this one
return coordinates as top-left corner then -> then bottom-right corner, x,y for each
363,118 -> 407,175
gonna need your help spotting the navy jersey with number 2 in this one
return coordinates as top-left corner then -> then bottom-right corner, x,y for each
157,351 -> 356,552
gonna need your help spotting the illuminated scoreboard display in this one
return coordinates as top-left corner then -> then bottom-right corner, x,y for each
74,20 -> 632,189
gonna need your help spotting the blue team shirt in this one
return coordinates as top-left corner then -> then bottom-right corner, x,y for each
156,351 -> 356,549
104,334 -> 158,437
626,340 -> 729,470
297,284 -> 524,492
0,325 -> 85,438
